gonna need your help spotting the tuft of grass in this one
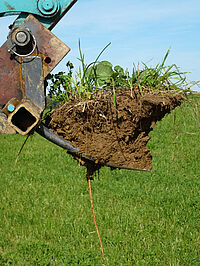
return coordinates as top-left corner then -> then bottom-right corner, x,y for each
0,95 -> 199,264
120,49 -> 194,96
45,46 -> 198,106
46,40 -> 112,104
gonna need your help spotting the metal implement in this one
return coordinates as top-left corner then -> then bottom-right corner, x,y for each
0,1 -> 73,135
0,0 -> 149,171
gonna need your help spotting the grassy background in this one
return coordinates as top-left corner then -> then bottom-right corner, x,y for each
0,96 -> 199,265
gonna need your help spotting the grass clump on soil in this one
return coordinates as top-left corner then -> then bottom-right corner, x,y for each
48,89 -> 183,171
45,46 -> 195,175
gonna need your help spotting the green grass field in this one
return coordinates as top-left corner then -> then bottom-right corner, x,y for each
0,97 -> 199,265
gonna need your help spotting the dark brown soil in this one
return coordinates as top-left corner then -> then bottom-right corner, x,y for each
47,89 -> 183,174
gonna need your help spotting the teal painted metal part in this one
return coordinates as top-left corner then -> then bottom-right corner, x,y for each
0,0 -> 77,29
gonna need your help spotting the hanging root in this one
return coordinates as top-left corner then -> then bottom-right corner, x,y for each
87,171 -> 105,260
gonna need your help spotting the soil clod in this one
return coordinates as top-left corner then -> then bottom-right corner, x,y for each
47,89 -> 183,174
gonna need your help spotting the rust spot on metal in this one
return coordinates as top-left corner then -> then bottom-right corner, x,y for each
18,56 -> 25,100
0,15 -> 70,112
0,111 -> 16,134
3,1 -> 15,10
21,15 -> 70,77
0,43 -> 22,108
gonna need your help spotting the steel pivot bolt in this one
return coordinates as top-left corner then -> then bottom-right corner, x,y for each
12,28 -> 31,47
38,0 -> 59,16
15,31 -> 28,44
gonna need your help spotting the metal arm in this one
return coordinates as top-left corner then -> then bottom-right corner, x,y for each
0,0 -> 77,135
0,0 -> 77,29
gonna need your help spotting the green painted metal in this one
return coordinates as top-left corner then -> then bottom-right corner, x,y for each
0,0 -> 78,29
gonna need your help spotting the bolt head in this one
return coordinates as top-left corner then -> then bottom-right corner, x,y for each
38,0 -> 59,16
15,31 -> 28,44
12,28 -> 31,47
42,0 -> 55,11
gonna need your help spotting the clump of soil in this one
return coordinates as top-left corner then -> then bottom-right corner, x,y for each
47,88 -> 183,174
